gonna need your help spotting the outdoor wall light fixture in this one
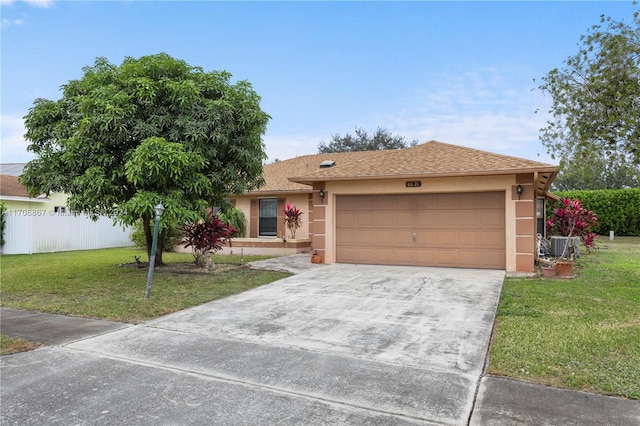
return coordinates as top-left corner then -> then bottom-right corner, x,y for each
319,189 -> 325,200
516,184 -> 523,200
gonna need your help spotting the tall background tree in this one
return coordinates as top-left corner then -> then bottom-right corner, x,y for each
538,5 -> 640,187
552,147 -> 640,190
20,53 -> 270,265
318,127 -> 417,153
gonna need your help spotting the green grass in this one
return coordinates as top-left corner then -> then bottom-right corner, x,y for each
3,242 -> 639,399
0,247 -> 290,323
489,237 -> 640,400
1,335 -> 43,355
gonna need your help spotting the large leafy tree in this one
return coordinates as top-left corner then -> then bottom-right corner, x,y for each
538,6 -> 640,166
552,147 -> 640,191
317,127 -> 417,153
20,53 -> 269,265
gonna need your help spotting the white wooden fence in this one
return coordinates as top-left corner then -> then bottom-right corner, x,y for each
1,212 -> 133,255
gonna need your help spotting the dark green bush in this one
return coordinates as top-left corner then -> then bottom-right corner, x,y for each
129,221 -> 184,251
218,206 -> 247,238
550,188 -> 640,236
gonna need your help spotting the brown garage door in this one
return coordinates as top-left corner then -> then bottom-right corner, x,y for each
336,192 -> 505,269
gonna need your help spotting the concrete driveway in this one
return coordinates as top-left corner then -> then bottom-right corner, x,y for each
1,262 -> 504,425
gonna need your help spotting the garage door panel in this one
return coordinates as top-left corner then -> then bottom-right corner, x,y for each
355,230 -> 376,245
393,248 -> 418,264
458,231 -> 482,246
336,211 -> 357,226
434,193 -> 458,209
458,250 -> 483,267
481,211 -> 505,226
336,229 -> 357,244
435,230 -> 459,246
481,192 -> 504,207
414,248 -> 436,265
482,250 -> 505,269
434,249 -> 459,266
414,211 -> 438,226
336,192 -> 505,269
392,211 -> 413,226
481,231 -> 505,248
458,210 -> 482,229
414,230 -> 436,244
375,211 -> 395,224
356,212 -> 376,226
393,195 -> 414,210
375,229 -> 395,243
393,230 -> 414,245
435,211 -> 460,226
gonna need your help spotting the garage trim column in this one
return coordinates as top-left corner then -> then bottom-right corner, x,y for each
514,173 -> 536,273
311,182 -> 327,262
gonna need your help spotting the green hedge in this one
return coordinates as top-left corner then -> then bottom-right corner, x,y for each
550,188 -> 640,236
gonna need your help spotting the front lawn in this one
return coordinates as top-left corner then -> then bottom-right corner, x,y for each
489,237 -> 640,400
0,247 -> 290,323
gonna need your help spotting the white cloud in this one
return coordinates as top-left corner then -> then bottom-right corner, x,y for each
1,0 -> 53,27
0,115 -> 34,163
23,0 -> 54,8
1,17 -> 23,27
262,68 -> 557,165
1,0 -> 53,7
379,67 -> 555,163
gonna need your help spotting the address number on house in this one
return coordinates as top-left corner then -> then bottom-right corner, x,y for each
405,181 -> 422,188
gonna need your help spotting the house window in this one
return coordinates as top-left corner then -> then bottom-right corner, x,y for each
259,199 -> 277,236
54,206 -> 66,214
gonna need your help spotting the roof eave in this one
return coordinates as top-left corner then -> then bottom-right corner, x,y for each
240,188 -> 313,197
0,195 -> 51,203
289,167 -> 560,184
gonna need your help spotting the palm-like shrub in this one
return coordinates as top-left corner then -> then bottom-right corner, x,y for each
547,198 -> 598,257
183,212 -> 237,267
283,202 -> 303,239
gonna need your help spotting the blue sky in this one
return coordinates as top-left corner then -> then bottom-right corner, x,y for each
1,1 -> 638,165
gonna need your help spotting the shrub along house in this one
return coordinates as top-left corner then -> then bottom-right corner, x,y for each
229,141 -> 558,274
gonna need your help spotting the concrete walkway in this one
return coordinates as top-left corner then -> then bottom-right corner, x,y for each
1,254 -> 638,425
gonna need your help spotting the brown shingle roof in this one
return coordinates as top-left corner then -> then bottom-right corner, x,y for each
248,150 -> 392,194
0,174 -> 31,198
290,141 -> 558,183
248,141 -> 558,196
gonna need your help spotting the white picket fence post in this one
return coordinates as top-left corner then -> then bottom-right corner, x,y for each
1,212 -> 133,255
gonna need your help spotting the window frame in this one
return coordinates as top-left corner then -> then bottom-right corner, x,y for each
258,198 -> 278,237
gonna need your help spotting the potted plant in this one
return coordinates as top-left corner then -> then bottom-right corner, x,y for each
283,202 -> 303,239
546,198 -> 598,277
541,262 -> 556,278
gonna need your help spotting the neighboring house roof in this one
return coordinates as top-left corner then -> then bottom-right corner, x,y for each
0,174 -> 48,202
0,163 -> 27,177
248,150 -> 392,194
1,175 -> 30,198
288,141 -> 558,196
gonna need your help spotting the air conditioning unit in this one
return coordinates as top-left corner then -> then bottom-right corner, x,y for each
550,236 -> 581,258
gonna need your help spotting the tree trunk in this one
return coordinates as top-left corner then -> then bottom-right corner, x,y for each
155,227 -> 165,266
143,216 -> 152,259
142,216 -> 165,267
